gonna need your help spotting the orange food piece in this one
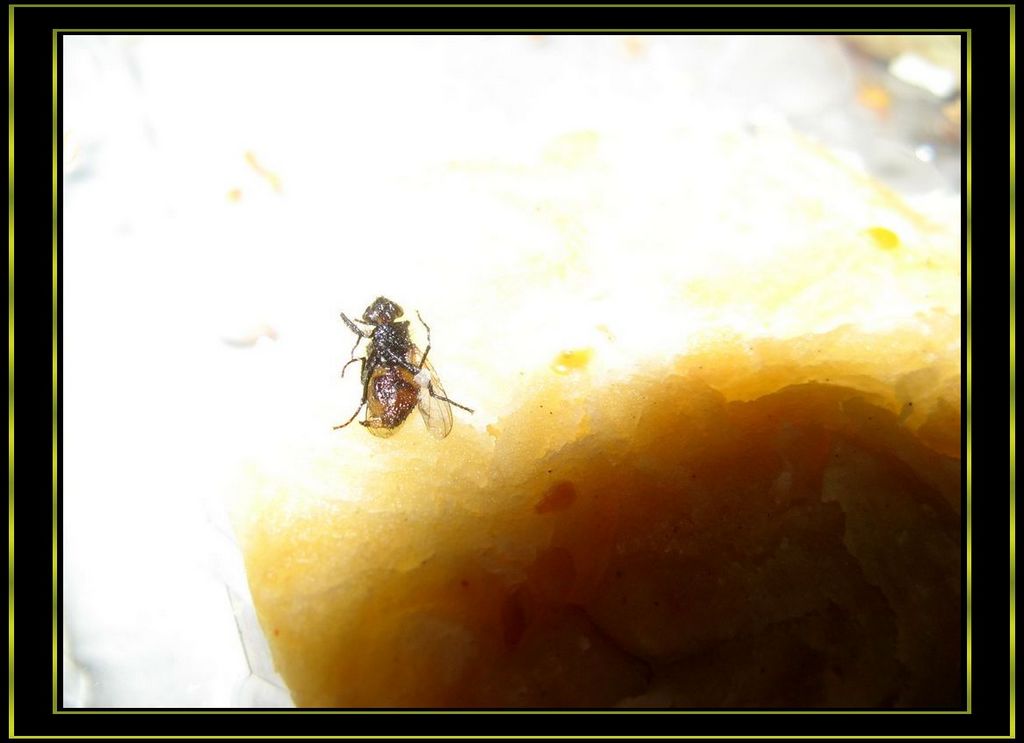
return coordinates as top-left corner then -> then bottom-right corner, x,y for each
240,332 -> 960,707
551,348 -> 594,375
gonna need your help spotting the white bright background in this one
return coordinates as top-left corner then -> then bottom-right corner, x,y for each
60,35 -> 959,707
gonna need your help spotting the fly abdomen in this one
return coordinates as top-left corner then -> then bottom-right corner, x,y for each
367,366 -> 419,429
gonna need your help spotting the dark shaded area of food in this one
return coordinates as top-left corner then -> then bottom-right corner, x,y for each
238,320 -> 960,708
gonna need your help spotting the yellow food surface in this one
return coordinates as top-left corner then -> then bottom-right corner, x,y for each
231,124 -> 961,708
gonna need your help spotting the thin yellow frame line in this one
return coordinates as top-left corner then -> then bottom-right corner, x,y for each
6,737 -> 1022,741
44,26 -> 982,724
9,2 -> 1021,8
7,3 -> 13,740
51,28 -> 59,719
965,28 -> 973,718
53,709 -> 973,716
51,28 -> 973,33
1010,7 -> 1017,739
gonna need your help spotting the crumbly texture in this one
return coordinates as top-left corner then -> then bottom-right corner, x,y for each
235,319 -> 959,708
231,124 -> 961,708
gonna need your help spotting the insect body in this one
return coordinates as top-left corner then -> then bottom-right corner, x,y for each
334,296 -> 473,438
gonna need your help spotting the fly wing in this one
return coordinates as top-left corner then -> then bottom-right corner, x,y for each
409,347 -> 454,439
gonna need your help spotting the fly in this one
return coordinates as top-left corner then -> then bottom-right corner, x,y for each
334,296 -> 474,438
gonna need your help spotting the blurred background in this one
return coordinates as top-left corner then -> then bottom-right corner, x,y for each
60,34 -> 962,707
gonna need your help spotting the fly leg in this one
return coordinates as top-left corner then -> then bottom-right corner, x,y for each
341,312 -> 374,337
413,310 -> 473,413
401,352 -> 472,413
416,310 -> 432,370
341,355 -> 365,378
341,323 -> 366,378
333,402 -> 365,430
335,348 -> 368,429
341,312 -> 371,378
334,383 -> 368,430
426,386 -> 475,414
